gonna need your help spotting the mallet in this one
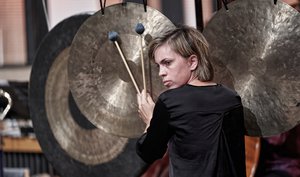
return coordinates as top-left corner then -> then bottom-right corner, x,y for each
135,23 -> 146,91
108,31 -> 140,94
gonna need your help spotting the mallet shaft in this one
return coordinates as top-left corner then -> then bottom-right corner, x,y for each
114,41 -> 140,94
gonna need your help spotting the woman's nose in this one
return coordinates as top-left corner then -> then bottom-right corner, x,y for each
158,67 -> 166,76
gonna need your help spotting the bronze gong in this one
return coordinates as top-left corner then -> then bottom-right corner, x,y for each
45,47 -> 128,165
203,0 -> 300,136
68,2 -> 175,138
29,13 -> 146,177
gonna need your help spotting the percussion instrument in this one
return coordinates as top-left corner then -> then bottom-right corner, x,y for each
203,0 -> 300,136
29,13 -> 147,177
68,2 -> 175,138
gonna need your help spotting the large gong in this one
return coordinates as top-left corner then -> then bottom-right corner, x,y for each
29,13 -> 146,177
68,2 -> 175,138
203,0 -> 300,137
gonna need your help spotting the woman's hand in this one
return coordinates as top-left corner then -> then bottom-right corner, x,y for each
137,89 -> 155,130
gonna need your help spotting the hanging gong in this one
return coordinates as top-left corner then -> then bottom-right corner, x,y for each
68,2 -> 175,138
29,14 -> 146,177
203,0 -> 300,137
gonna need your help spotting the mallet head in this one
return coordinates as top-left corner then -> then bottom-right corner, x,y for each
135,23 -> 145,35
108,31 -> 119,41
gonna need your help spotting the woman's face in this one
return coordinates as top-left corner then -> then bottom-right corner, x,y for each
154,43 -> 196,89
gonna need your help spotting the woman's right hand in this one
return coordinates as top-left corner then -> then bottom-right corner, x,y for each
137,89 -> 155,130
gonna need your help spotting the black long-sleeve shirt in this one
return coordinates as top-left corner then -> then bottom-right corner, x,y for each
136,84 -> 246,177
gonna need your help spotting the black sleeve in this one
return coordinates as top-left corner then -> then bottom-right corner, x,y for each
136,99 -> 172,163
222,105 -> 246,177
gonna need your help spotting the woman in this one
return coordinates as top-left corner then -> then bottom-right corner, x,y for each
136,25 -> 246,177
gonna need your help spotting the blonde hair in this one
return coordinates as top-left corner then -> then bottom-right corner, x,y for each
148,25 -> 214,81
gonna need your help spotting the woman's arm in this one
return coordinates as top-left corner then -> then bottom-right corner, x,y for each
136,93 -> 172,163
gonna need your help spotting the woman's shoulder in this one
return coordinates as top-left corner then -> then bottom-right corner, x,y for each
159,84 -> 191,95
217,84 -> 240,96
216,84 -> 242,107
159,84 -> 239,96
157,85 -> 189,101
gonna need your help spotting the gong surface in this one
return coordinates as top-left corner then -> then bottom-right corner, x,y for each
29,13 -> 146,177
203,0 -> 300,136
68,2 -> 175,138
45,47 -> 128,165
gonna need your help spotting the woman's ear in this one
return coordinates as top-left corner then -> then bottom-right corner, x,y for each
188,55 -> 198,71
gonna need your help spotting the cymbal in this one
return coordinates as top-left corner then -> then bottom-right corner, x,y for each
68,2 -> 175,138
29,14 -> 146,177
203,0 -> 300,137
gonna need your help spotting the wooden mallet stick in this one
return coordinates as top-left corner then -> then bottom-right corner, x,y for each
135,23 -> 146,91
108,31 -> 140,94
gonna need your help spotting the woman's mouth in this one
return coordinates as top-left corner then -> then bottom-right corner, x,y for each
163,80 -> 171,87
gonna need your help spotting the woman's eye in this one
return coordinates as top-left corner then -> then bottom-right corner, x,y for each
164,61 -> 171,66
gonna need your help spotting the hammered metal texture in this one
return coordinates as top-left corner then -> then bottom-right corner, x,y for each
203,0 -> 300,137
68,3 -> 175,138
